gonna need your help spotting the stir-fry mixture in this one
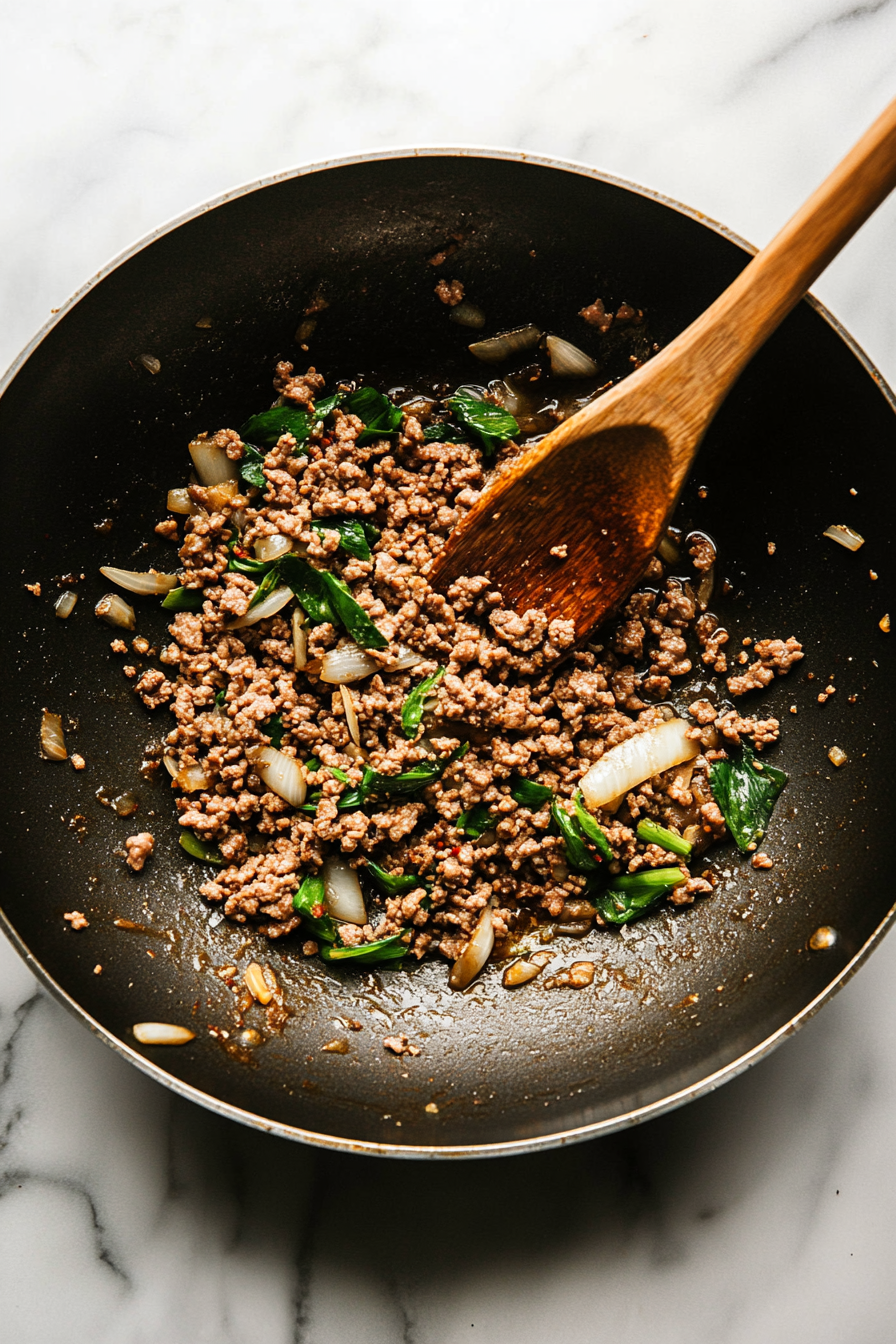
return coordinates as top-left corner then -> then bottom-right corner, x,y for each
96,319 -> 802,990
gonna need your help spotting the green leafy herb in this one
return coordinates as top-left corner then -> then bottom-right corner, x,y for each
319,572 -> 388,649
635,817 -> 692,859
179,830 -> 223,865
312,392 -> 344,420
445,390 -> 519,460
510,776 -> 554,809
263,714 -> 285,749
304,755 -> 322,774
573,791 -> 614,861
292,873 -> 338,943
551,799 -> 602,872
226,535 -> 274,577
239,406 -> 313,448
328,765 -> 350,784
423,421 -> 467,444
401,667 -> 445,739
456,802 -> 497,839
364,742 -> 469,798
345,387 -> 404,445
277,554 -> 337,624
709,743 -> 787,853
594,867 -> 687,926
320,934 -> 409,965
311,517 -> 379,561
214,687 -> 227,708
161,586 -> 204,611
239,444 -> 268,491
248,565 -> 281,608
365,861 -> 421,896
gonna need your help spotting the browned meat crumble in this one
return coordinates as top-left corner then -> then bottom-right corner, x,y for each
129,363 -> 801,969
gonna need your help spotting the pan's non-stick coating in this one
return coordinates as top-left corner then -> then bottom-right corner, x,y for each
1,154 -> 893,1154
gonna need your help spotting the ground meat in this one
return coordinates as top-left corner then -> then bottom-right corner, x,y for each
118,362 -> 794,982
434,278 -> 464,306
688,534 -> 716,572
383,1034 -> 421,1056
578,297 -> 613,332
155,518 -> 179,539
125,832 -> 155,871
727,637 -> 804,696
63,910 -> 89,929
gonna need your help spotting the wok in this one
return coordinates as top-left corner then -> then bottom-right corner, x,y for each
1,150 -> 893,1157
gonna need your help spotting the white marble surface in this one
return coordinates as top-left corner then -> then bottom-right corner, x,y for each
2,1 -> 896,1340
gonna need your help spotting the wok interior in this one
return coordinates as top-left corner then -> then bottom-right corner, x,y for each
1,154 -> 893,1152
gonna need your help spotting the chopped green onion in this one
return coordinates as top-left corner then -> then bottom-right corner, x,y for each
179,830 -> 223,864
365,861 -> 421,895
320,934 -> 409,965
636,817 -> 692,858
551,799 -> 602,872
292,873 -> 338,943
263,714 -> 285,749
573,790 -> 614,861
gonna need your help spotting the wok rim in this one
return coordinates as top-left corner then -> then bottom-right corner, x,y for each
2,144 -> 894,1159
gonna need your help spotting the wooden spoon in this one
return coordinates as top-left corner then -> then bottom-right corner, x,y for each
429,98 -> 896,639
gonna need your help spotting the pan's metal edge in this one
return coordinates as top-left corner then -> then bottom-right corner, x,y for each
2,144 -> 895,1159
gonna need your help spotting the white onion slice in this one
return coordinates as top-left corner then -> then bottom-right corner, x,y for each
823,524 -> 864,552
95,593 -> 136,630
247,746 -> 306,807
189,438 -> 238,487
99,566 -> 179,595
55,591 -> 78,618
384,645 -> 424,672
226,585 -> 293,629
206,480 -> 240,511
40,709 -> 67,760
546,335 -> 599,378
322,856 -> 366,925
163,754 -> 178,778
449,899 -> 496,990
579,718 -> 699,810
167,487 -> 192,515
320,643 -> 379,684
468,325 -> 541,364
254,533 -> 293,562
448,300 -> 486,329
175,763 -> 210,792
292,609 -> 308,671
340,684 -> 361,746
133,1022 -> 195,1045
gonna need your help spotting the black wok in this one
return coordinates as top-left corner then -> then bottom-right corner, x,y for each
1,150 -> 893,1157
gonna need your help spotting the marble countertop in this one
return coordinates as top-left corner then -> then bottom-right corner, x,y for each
2,2 -> 896,1339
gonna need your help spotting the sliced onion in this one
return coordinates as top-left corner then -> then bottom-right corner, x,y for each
133,1022 -> 195,1046
448,300 -> 486,329
657,535 -> 680,565
206,480 -> 240,512
55,591 -> 78,618
469,325 -> 541,364
247,746 -> 306,807
100,566 -> 179,595
824,524 -> 864,552
696,564 -> 715,611
546,335 -> 599,378
167,487 -> 192,515
95,593 -> 136,630
322,856 -> 366,925
320,642 -> 380,684
340,684 -> 361,747
292,609 -> 308,671
384,645 -> 424,672
449,899 -> 496,990
175,763 -> 210,792
189,438 -> 238,487
41,709 -> 67,760
226,585 -> 293,629
254,533 -> 292,563
163,754 -> 178,777
579,718 -> 699,810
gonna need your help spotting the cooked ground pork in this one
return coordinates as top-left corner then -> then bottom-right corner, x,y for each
125,832 -> 155,871
127,363 -> 799,975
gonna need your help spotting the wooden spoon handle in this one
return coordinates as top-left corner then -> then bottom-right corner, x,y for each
604,96 -> 896,480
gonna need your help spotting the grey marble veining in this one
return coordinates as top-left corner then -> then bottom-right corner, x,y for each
2,1 -> 896,1340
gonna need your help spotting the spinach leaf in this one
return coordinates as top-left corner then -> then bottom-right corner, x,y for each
594,866 -> 687,926
162,586 -> 204,612
179,830 -> 223,865
248,565 -> 281,609
423,421 -> 467,444
456,802 -> 497,839
292,873 -> 338,943
345,387 -> 403,445
311,517 -> 379,561
319,933 -> 409,966
551,799 -> 602,872
239,444 -> 268,491
709,743 -> 787,852
263,714 -> 284,749
365,861 -> 422,896
635,817 -> 692,859
510,776 -> 554,809
319,572 -> 388,650
277,554 -> 337,624
401,667 -> 445,739
445,390 -> 519,460
573,790 -> 614,861
239,407 -> 313,448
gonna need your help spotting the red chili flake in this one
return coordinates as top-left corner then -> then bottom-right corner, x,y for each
435,840 -> 445,849
311,902 -> 326,919
234,547 -> 248,558
450,846 -> 461,856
